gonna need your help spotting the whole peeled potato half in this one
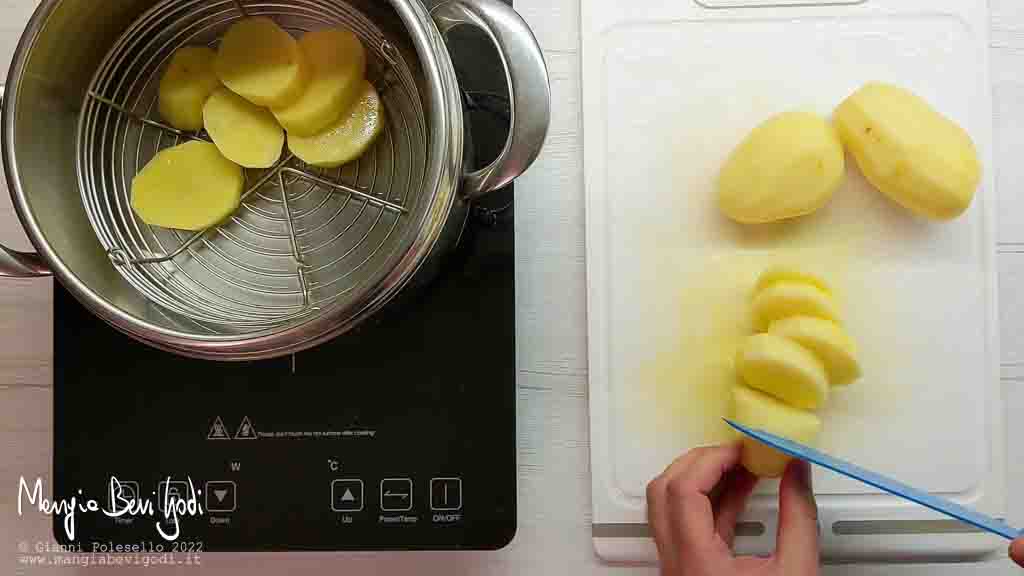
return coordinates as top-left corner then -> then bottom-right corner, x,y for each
834,82 -> 981,221
718,111 -> 845,224
215,17 -> 310,108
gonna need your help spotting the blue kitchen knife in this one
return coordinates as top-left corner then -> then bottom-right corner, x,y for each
723,418 -> 1021,540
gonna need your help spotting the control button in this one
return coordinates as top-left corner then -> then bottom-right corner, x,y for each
157,480 -> 190,513
107,480 -> 140,510
331,479 -> 364,512
205,481 -> 237,512
380,478 -> 413,511
431,478 -> 462,511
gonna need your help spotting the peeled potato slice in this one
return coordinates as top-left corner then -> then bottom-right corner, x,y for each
755,265 -> 831,295
288,80 -> 383,168
204,87 -> 285,169
769,316 -> 862,387
158,46 -> 222,131
736,333 -> 829,410
214,17 -> 309,108
131,141 -> 243,231
732,385 -> 822,478
272,28 -> 367,136
752,281 -> 839,331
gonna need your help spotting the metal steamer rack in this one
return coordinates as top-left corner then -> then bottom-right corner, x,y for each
78,0 -> 426,333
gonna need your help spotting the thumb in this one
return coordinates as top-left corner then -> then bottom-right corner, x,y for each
775,460 -> 820,573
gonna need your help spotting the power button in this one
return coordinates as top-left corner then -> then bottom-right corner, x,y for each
430,478 -> 462,511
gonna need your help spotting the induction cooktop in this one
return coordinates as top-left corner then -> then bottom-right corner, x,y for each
52,1 -> 518,552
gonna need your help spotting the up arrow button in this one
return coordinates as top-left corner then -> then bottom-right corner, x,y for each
331,479 -> 364,512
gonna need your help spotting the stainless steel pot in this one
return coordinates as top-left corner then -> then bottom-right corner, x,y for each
0,0 -> 549,360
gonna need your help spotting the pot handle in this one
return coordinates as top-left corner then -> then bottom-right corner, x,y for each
0,84 -> 51,278
431,0 -> 550,199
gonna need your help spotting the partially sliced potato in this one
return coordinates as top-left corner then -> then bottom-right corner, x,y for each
131,141 -> 243,231
204,87 -> 285,168
735,333 -> 829,410
732,385 -> 822,478
754,265 -> 831,296
769,316 -> 862,387
158,46 -> 222,131
287,80 -> 383,168
214,17 -> 309,108
272,27 -> 367,136
752,281 -> 840,331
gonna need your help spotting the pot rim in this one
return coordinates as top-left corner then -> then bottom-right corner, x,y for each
2,0 -> 465,360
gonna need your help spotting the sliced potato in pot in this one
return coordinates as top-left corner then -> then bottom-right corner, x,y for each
204,87 -> 285,169
214,17 -> 310,108
158,46 -> 222,132
273,27 -> 367,137
130,141 -> 244,231
287,80 -> 384,168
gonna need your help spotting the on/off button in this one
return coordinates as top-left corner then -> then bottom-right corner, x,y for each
430,478 -> 462,511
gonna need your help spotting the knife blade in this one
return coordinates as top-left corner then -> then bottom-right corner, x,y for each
723,418 -> 1021,540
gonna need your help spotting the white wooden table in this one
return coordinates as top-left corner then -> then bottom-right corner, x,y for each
1,0 -> 1023,574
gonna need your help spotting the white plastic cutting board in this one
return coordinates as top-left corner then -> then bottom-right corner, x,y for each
582,0 -> 1004,563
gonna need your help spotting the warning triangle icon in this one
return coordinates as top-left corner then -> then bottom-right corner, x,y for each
207,416 -> 230,440
341,489 -> 355,502
234,416 -> 258,440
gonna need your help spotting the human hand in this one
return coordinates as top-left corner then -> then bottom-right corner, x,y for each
646,443 -> 819,576
1011,538 -> 1024,568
